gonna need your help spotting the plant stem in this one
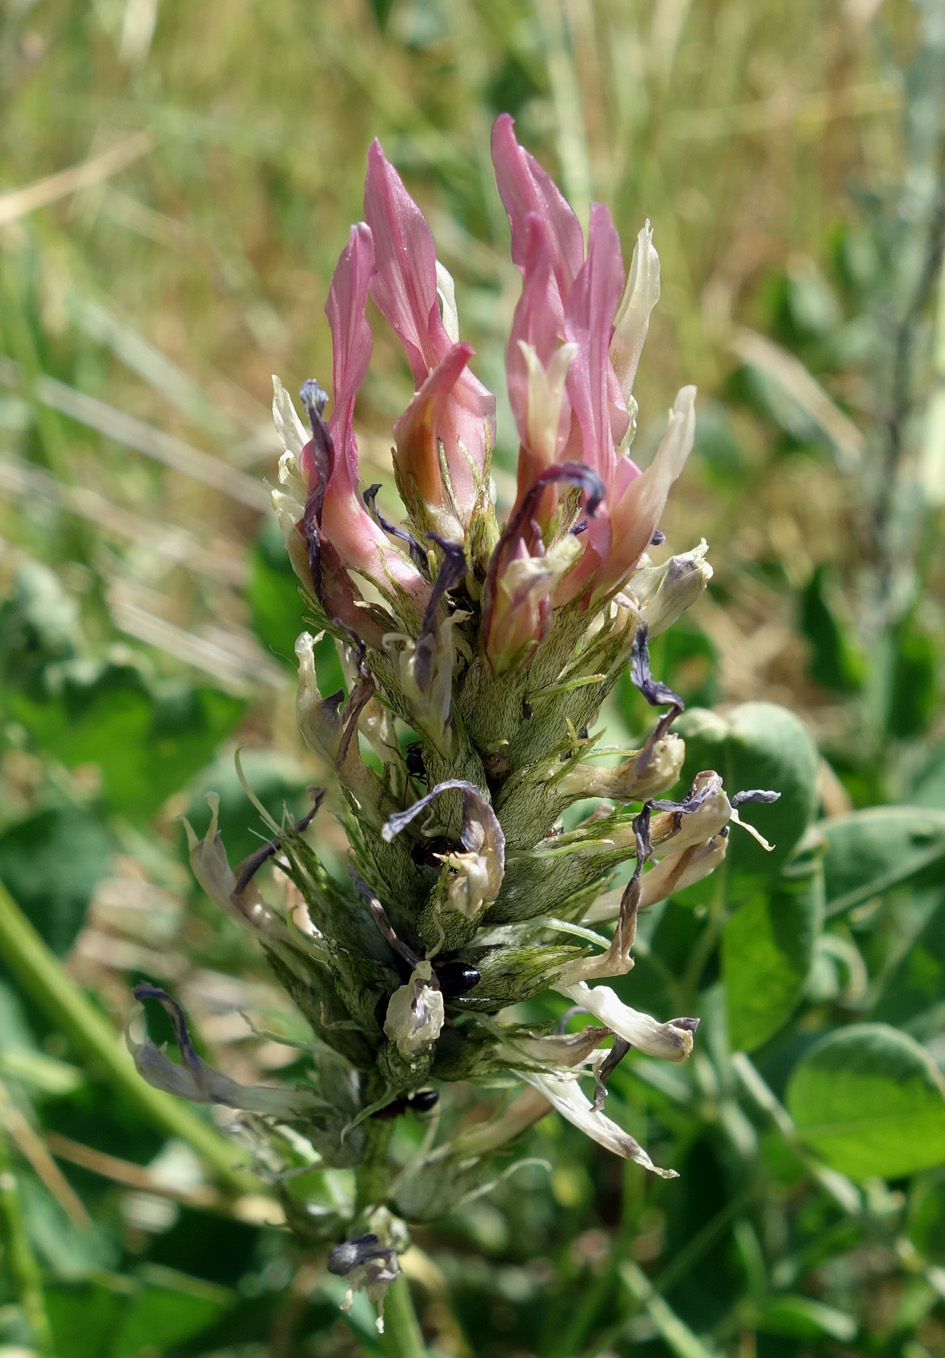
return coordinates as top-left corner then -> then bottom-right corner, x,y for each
355,1116 -> 394,1213
0,880 -> 259,1198
380,1273 -> 427,1358
0,1118 -> 55,1356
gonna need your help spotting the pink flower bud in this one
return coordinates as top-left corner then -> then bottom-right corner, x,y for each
364,142 -> 495,534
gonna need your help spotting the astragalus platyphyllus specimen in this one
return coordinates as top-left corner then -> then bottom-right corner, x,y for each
133,115 -> 776,1328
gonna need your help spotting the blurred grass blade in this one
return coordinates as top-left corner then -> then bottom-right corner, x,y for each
0,132 -> 152,226
0,453 -> 245,584
0,1080 -> 91,1229
0,880 -> 260,1198
619,1259 -> 721,1358
0,354 -> 267,509
71,293 -> 243,443
0,1117 -> 55,1356
730,328 -> 865,470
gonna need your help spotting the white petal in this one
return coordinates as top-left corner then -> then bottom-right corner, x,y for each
436,262 -> 460,343
518,1068 -> 677,1177
554,981 -> 697,1062
384,961 -> 445,1057
611,222 -> 661,402
272,374 -> 309,461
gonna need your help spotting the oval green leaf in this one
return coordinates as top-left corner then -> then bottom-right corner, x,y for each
787,1023 -> 945,1179
676,702 -> 819,885
820,806 -> 945,917
724,843 -> 824,1051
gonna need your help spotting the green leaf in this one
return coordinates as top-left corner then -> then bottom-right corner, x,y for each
109,1271 -> 229,1358
0,561 -> 79,689
869,892 -> 945,1040
907,1173 -> 945,1260
787,1024 -> 945,1178
799,568 -> 865,693
20,1176 -> 119,1279
908,741 -> 945,810
44,1272 -> 227,1358
9,662 -> 246,823
874,617 -> 940,740
729,359 -> 821,446
755,1294 -> 857,1342
676,702 -> 820,885
367,0 -> 396,35
0,806 -> 112,957
247,515 -> 307,671
648,622 -> 718,712
45,1283 -> 125,1358
820,806 -> 945,917
724,841 -> 824,1051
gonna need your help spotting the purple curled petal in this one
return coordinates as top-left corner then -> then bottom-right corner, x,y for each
382,779 -> 504,864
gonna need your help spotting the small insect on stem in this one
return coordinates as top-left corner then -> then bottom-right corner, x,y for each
371,1089 -> 440,1120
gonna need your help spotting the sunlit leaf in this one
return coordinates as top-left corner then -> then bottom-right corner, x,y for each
724,841 -> 823,1051
788,1024 -> 945,1178
0,806 -> 112,957
8,662 -> 246,824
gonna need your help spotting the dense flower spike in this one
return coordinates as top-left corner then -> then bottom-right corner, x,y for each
144,116 -> 779,1329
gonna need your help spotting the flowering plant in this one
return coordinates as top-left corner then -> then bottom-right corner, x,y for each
130,115 -> 775,1330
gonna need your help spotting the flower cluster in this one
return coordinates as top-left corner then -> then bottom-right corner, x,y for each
131,116 -> 775,1326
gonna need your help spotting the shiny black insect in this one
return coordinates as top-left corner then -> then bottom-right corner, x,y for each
374,956 -> 481,1032
433,959 -> 481,998
405,740 -> 427,783
411,834 -> 459,868
371,1089 -> 440,1120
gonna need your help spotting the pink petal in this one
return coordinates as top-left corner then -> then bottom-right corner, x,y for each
364,140 -> 495,521
593,386 -> 697,599
506,214 -> 570,489
563,204 -> 627,488
392,341 -> 477,515
491,113 -> 584,301
364,139 -> 445,385
326,223 -> 376,477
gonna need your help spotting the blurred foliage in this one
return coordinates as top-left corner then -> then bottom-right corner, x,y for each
1,0 -> 944,1356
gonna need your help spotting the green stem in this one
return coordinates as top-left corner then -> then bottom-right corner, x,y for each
0,881 -> 258,1198
354,1117 -> 394,1213
0,1119 -> 54,1356
380,1273 -> 427,1358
